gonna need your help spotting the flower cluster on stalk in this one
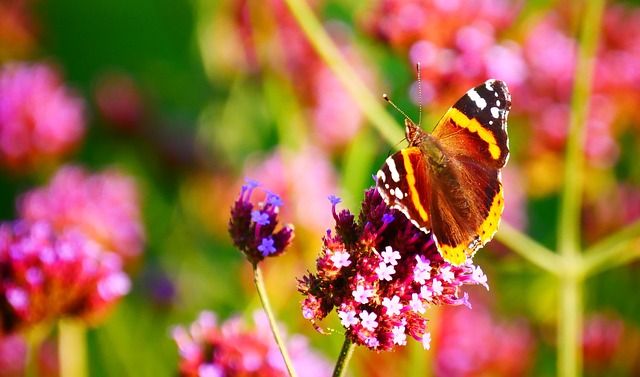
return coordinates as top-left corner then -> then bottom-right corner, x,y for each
172,310 -> 332,377
228,178 -> 294,266
0,165 -> 143,334
298,187 -> 489,351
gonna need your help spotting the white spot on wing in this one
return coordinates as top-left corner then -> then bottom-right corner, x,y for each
496,99 -> 501,106
386,157 -> 401,182
395,190 -> 404,200
491,107 -> 500,119
485,81 -> 494,91
467,89 -> 487,110
377,170 -> 386,182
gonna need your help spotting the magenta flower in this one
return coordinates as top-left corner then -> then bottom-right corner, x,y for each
228,178 -> 294,266
172,310 -> 332,377
18,165 -> 145,261
0,62 -> 85,171
0,221 -> 130,333
298,187 -> 489,351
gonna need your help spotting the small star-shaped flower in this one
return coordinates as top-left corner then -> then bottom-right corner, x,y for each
251,210 -> 270,226
360,310 -> 378,331
375,262 -> 395,281
330,251 -> 351,268
440,265 -> 455,283
338,310 -> 359,328
409,293 -> 426,314
392,325 -> 407,345
422,332 -> 432,350
257,237 -> 276,256
381,246 -> 401,266
353,285 -> 374,304
382,295 -> 403,316
431,279 -> 444,296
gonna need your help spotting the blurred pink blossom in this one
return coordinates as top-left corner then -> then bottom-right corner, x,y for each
0,221 -> 130,333
244,146 -> 338,233
18,165 -> 145,261
434,303 -> 535,377
172,310 -> 332,377
0,62 -> 85,171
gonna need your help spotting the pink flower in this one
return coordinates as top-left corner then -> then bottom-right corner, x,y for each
298,188 -> 489,351
0,62 -> 85,171
18,165 -> 145,261
0,221 -> 130,333
172,310 -> 332,377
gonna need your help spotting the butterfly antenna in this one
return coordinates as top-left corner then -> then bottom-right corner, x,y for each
382,93 -> 414,124
416,62 -> 423,126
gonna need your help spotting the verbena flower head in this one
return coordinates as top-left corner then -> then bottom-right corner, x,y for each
0,221 -> 130,333
298,187 -> 489,351
0,62 -> 85,171
172,310 -> 332,377
228,178 -> 294,266
17,165 -> 145,261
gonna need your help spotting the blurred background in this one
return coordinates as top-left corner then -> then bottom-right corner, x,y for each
1,0 -> 640,376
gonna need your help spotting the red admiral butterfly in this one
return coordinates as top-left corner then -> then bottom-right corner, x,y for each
376,79 -> 510,266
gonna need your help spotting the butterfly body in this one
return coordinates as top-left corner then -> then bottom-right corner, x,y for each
376,79 -> 510,266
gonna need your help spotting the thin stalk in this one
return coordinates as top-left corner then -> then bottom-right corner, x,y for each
582,219 -> 640,275
557,0 -> 604,257
559,271 -> 584,377
556,0 -> 606,376
59,318 -> 88,377
494,222 -> 561,275
24,324 -> 51,377
332,338 -> 355,377
253,265 -> 298,377
283,0 -> 403,145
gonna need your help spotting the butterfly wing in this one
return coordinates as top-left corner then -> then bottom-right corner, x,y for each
428,79 -> 511,265
376,147 -> 432,234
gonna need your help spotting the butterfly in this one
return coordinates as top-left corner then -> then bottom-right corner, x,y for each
376,79 -> 510,266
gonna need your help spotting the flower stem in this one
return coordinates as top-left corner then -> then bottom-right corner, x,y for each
24,324 -> 50,377
556,0 -> 606,376
332,338 -> 355,377
59,317 -> 88,377
582,219 -> 640,275
282,0 -> 403,145
253,264 -> 298,377
494,221 -> 561,274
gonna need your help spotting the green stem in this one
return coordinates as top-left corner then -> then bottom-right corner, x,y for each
582,219 -> 640,275
556,1 -> 606,376
494,222 -> 561,274
283,0 -> 403,145
253,265 -> 298,377
332,338 -> 355,377
59,318 -> 88,377
24,324 -> 51,377
557,0 -> 605,256
559,271 -> 584,377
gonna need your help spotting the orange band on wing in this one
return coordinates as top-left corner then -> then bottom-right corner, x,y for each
401,148 -> 429,223
449,108 -> 501,160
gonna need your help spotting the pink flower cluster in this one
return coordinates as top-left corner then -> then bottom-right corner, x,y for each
0,165 -> 143,334
0,221 -> 130,333
18,165 -> 145,260
0,62 -> 85,171
172,310 -> 332,377
298,188 -> 488,351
